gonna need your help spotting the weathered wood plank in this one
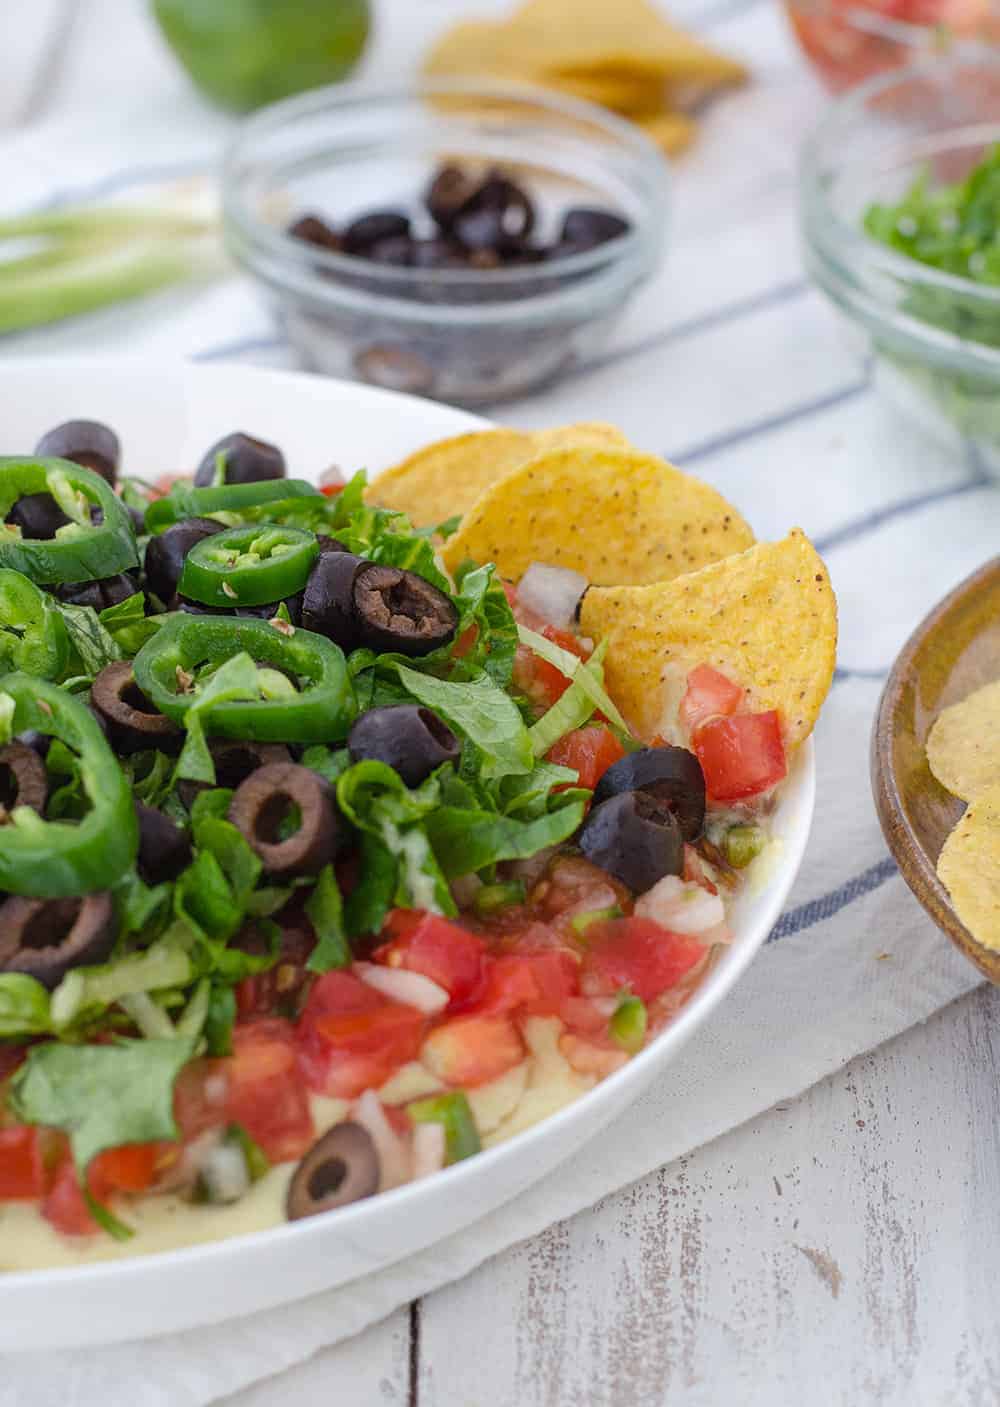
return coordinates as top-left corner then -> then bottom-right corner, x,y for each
417,987 -> 1000,1407
216,1306 -> 412,1407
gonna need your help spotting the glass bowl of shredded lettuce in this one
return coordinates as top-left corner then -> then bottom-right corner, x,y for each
801,54 -> 1000,474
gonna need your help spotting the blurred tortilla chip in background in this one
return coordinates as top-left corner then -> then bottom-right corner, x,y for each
422,0 -> 747,157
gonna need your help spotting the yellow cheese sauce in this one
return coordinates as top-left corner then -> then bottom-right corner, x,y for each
0,1025 -> 592,1272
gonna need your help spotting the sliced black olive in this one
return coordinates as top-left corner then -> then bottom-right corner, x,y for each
348,705 -> 459,787
410,237 -> 468,270
6,492 -> 70,540
14,730 -> 51,760
194,432 -> 286,488
452,175 -> 535,254
342,211 -> 410,256
90,661 -> 181,755
353,564 -> 457,657
135,802 -> 192,884
287,213 -> 342,251
173,592 -> 303,626
368,235 -> 415,267
0,892 -> 116,989
144,518 -> 223,603
559,207 -> 630,254
177,739 -> 291,809
315,535 -> 348,557
56,571 -> 141,611
425,165 -> 484,230
578,790 -> 683,894
592,746 -> 706,842
229,762 -> 340,877
35,420 -> 121,487
287,1122 -> 380,1221
0,743 -> 48,815
301,551 -> 366,650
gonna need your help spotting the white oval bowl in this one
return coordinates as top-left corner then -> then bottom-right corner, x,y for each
0,359 -> 815,1351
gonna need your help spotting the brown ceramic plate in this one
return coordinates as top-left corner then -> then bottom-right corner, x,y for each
872,556 -> 1000,980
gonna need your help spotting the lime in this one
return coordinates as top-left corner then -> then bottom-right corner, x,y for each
153,0 -> 371,114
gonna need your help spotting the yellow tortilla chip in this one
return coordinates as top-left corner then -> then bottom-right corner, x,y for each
579,530 -> 837,745
636,110 -> 698,157
369,425 -> 634,529
544,72 -> 667,115
441,445 -> 753,586
368,429 -> 535,529
926,679 -> 1000,803
938,783 -> 1000,951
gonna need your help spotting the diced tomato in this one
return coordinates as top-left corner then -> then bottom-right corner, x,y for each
176,1019 -> 314,1163
453,624 -> 479,659
421,1014 -> 525,1086
679,665 -> 744,735
532,855 -> 630,923
475,949 -> 579,1018
91,1143 -> 163,1194
0,1044 -> 27,1081
320,483 -> 344,498
501,580 -> 518,608
693,710 -> 787,802
533,626 -> 589,707
235,919 -> 317,1019
547,725 -> 625,791
225,1021 -> 314,1162
560,996 -> 613,1038
42,1159 -> 98,1237
376,911 -> 487,1007
0,1126 -> 48,1199
582,917 -> 705,1003
149,472 -> 190,500
297,972 -> 426,1099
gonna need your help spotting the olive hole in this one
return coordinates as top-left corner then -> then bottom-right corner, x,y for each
0,764 -> 17,808
256,791 -> 301,844
20,898 -> 80,950
121,681 -> 155,713
308,1157 -> 347,1201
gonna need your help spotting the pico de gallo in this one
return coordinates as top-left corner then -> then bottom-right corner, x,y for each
0,421 -> 786,1266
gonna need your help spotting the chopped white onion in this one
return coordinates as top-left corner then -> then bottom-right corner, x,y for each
196,1140 -> 250,1205
517,562 -> 588,629
411,1122 -> 447,1180
355,1090 -> 411,1191
354,962 -> 450,1015
635,875 -> 726,937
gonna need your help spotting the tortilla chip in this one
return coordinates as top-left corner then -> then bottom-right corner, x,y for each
545,72 -> 667,116
578,530 -> 837,745
938,783 -> 1000,951
369,425 -> 634,529
369,430 -> 535,529
441,446 -> 753,587
636,110 -> 698,157
926,679 -> 1000,803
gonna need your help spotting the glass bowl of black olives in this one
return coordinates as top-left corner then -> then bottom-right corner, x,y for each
222,79 -> 670,407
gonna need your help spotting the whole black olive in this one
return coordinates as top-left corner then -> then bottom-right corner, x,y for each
342,211 -> 410,256
559,207 -> 630,254
286,1122 -> 380,1220
35,419 -> 121,487
90,661 -> 181,755
0,742 -> 48,814
452,175 -> 535,254
56,571 -> 141,611
578,790 -> 683,894
177,740 -> 291,809
229,762 -> 341,877
135,802 -> 192,884
0,892 -> 116,989
194,432 -> 286,488
348,705 -> 460,787
301,551 -> 366,650
593,746 -> 706,842
353,563 -> 458,658
144,518 -> 223,604
5,492 -> 70,540
287,213 -> 342,251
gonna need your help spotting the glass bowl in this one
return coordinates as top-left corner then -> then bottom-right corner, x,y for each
801,54 -> 1000,474
222,79 -> 670,407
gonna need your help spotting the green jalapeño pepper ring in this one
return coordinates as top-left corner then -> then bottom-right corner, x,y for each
0,673 -> 138,896
179,524 -> 319,608
0,569 -> 70,679
0,457 -> 139,585
133,614 -> 357,744
144,478 -> 324,533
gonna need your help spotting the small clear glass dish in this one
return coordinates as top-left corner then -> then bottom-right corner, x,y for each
800,54 -> 1000,475
222,79 -> 670,407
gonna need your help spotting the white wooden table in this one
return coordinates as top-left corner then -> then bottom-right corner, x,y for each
4,4 -> 997,1403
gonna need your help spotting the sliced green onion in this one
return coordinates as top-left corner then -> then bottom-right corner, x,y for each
570,904 -> 623,937
723,824 -> 766,869
610,994 -> 647,1054
518,625 -> 630,736
473,880 -> 525,917
408,1091 -> 481,1163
